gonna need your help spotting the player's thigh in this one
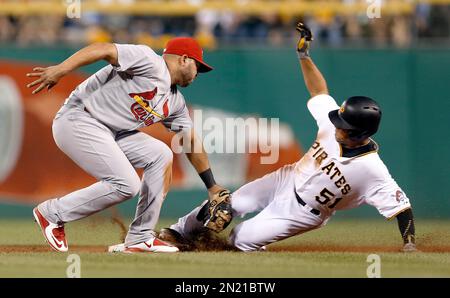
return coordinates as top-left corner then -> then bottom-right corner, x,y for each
116,132 -> 173,170
231,164 -> 295,216
52,108 -> 139,184
230,198 -> 323,251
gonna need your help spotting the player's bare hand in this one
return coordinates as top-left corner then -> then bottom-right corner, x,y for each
26,65 -> 67,94
207,185 -> 228,198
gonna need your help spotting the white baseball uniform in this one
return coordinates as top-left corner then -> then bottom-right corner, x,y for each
171,94 -> 411,251
38,44 -> 193,246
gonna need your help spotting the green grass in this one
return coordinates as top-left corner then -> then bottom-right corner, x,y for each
0,217 -> 449,278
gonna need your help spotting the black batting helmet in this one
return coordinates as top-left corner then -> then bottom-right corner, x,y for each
328,96 -> 382,140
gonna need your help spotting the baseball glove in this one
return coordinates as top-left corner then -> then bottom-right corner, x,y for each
196,189 -> 233,233
296,22 -> 313,58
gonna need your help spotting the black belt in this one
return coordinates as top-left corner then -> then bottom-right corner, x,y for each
294,191 -> 321,216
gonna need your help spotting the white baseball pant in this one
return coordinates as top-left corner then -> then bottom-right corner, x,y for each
171,164 -> 328,251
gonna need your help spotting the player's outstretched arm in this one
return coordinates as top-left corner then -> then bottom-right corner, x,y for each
296,23 -> 329,98
26,43 -> 118,94
183,129 -> 233,232
184,129 -> 226,194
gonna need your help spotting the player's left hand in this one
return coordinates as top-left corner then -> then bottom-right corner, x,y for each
295,22 -> 313,59
26,65 -> 67,94
207,184 -> 227,198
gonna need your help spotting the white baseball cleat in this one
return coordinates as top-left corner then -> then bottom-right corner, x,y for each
33,207 -> 68,252
123,237 -> 179,253
108,243 -> 125,253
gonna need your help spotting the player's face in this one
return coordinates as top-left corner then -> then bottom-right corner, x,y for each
335,128 -> 367,148
178,56 -> 199,87
335,128 -> 350,144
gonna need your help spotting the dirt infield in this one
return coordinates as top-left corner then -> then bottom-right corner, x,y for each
1,244 -> 450,253
0,245 -> 108,253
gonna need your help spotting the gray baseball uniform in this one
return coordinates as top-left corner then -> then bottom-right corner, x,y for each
38,44 -> 193,246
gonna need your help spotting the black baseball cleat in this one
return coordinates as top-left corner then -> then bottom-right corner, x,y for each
158,228 -> 194,251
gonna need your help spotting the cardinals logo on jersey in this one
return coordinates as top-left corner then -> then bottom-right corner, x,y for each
129,88 -> 170,126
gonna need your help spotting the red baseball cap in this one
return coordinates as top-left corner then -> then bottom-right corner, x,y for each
163,37 -> 213,73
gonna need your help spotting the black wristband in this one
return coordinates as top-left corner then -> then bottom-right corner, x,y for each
199,168 -> 216,189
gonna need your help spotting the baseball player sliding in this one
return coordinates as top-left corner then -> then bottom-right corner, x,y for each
156,23 -> 417,253
26,37 -> 229,253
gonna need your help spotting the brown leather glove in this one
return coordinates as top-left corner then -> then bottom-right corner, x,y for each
196,189 -> 233,233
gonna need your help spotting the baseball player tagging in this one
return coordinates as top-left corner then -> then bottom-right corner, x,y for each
27,38 -> 229,253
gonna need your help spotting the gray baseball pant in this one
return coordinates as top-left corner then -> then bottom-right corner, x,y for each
38,104 -> 172,246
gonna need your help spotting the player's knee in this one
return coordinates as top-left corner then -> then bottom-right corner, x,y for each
229,235 -> 257,252
110,176 -> 141,199
228,226 -> 260,252
126,178 -> 141,198
158,143 -> 173,166
140,140 -> 173,169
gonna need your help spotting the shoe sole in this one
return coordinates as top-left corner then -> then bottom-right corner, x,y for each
33,208 -> 67,252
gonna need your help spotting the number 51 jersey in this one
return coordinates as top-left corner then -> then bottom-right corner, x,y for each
294,94 -> 411,219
